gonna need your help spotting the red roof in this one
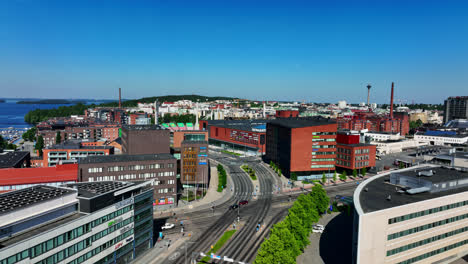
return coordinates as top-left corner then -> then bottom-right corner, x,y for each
0,164 -> 78,186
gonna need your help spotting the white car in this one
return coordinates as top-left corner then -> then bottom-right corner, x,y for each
313,224 -> 325,230
312,229 -> 323,233
161,223 -> 175,230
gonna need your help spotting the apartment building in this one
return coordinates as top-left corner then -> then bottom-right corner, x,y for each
0,181 -> 153,264
78,154 -> 177,209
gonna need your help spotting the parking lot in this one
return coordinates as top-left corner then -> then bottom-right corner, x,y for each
297,212 -> 353,264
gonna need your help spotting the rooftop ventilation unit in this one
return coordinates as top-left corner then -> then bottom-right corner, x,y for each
418,170 -> 433,177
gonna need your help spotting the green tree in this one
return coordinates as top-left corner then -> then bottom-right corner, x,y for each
309,185 -> 330,214
35,135 -> 44,156
333,171 -> 337,182
254,234 -> 295,264
322,172 -> 327,184
0,135 -> 6,149
399,162 -> 405,169
362,167 -> 366,177
296,194 -> 319,229
290,172 -> 297,181
56,131 -> 62,144
22,127 -> 37,141
284,211 -> 309,250
352,169 -> 357,178
269,161 -> 274,168
270,221 -> 301,258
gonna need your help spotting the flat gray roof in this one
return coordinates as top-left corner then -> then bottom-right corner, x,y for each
64,181 -> 134,198
358,166 -> 468,213
268,117 -> 336,128
0,186 -> 75,216
79,153 -> 175,164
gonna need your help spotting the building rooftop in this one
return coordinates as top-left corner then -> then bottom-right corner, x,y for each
64,181 -> 133,198
0,164 -> 78,186
0,185 -> 75,216
339,143 -> 375,147
122,125 -> 164,131
47,141 -> 113,150
268,117 -> 336,128
0,151 -> 29,168
357,166 -> 468,213
79,153 -> 175,164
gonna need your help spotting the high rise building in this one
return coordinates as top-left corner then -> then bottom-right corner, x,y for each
266,117 -> 337,180
353,165 -> 468,264
444,96 -> 468,123
121,125 -> 170,155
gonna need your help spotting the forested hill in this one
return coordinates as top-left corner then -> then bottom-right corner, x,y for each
100,95 -> 239,107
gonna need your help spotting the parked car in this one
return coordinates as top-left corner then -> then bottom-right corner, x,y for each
239,200 -> 248,205
230,204 -> 239,210
313,224 -> 325,230
312,228 -> 323,233
161,223 -> 175,230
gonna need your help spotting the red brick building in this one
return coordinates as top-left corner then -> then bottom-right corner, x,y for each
200,120 -> 266,154
276,110 -> 299,118
337,111 -> 409,135
266,117 -> 337,180
0,164 -> 78,193
335,131 -> 376,172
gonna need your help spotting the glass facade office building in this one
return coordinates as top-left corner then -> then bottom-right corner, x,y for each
0,181 -> 153,264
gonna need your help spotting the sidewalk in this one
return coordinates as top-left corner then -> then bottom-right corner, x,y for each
155,163 -> 235,219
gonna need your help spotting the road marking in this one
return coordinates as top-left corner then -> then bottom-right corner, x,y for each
168,252 -> 180,261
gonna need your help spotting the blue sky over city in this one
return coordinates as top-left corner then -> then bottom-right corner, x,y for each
1,0 -> 467,103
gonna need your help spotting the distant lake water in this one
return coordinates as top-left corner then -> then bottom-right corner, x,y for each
0,100 -> 105,129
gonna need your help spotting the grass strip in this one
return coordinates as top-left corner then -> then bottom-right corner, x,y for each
198,230 -> 237,263
221,150 -> 241,156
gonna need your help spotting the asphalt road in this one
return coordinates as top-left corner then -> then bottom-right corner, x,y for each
156,152 -> 359,264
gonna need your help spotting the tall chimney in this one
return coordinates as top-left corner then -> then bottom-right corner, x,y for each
263,101 -> 266,118
390,82 -> 394,119
154,100 -> 159,125
119,88 -> 122,108
366,84 -> 371,106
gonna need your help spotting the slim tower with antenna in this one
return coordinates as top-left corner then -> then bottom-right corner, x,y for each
366,84 -> 371,106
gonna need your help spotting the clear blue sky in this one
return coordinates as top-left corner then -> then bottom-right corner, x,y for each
1,0 -> 467,103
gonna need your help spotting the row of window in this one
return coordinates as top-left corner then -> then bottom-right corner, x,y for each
387,225 -> 468,257
157,188 -> 174,193
355,155 -> 369,161
355,161 -> 369,167
313,145 -> 336,149
88,171 -> 175,182
388,212 -> 468,240
388,200 -> 468,224
311,165 -> 335,168
312,132 -> 336,135
355,149 -> 370,154
338,148 -> 352,154
336,160 -> 351,167
397,238 -> 468,264
2,210 -> 133,264
311,158 -> 335,162
337,154 -> 351,160
37,218 -> 134,264
30,205 -> 132,260
88,163 -> 174,174
312,139 -> 336,142
311,151 -> 335,155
